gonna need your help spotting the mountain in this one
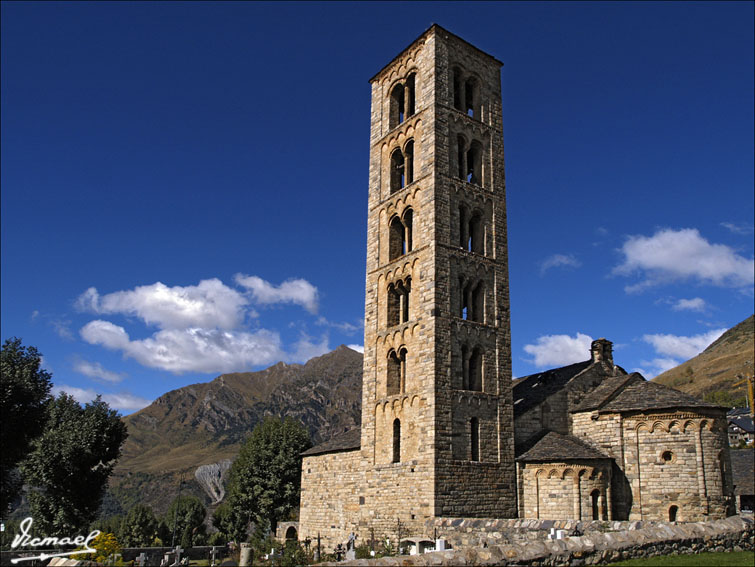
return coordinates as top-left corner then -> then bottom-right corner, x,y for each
653,315 -> 754,403
109,345 -> 363,515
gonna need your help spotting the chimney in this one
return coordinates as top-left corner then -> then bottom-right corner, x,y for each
591,338 -> 614,366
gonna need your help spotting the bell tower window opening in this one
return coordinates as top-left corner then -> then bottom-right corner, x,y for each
406,73 -> 416,117
452,67 -> 463,111
470,417 -> 480,461
469,347 -> 483,391
404,141 -> 414,185
461,279 -> 484,323
468,211 -> 484,254
466,140 -> 482,185
390,149 -> 405,193
457,134 -> 467,180
393,418 -> 401,463
390,83 -> 405,129
386,349 -> 407,397
464,76 -> 480,119
387,279 -> 411,327
388,209 -> 413,261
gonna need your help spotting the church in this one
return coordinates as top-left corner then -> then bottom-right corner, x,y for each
297,25 -> 734,548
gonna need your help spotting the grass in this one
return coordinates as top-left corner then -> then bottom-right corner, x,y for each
605,550 -> 754,566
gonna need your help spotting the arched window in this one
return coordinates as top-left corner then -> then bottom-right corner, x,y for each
285,526 -> 297,541
591,490 -> 600,520
457,134 -> 467,180
469,347 -> 483,392
404,141 -> 414,185
389,215 -> 405,260
386,278 -> 411,327
406,73 -> 416,117
458,204 -> 468,248
668,505 -> 678,522
466,140 -> 483,185
452,67 -> 463,111
390,83 -> 405,129
393,419 -> 401,463
470,417 -> 480,461
461,280 -> 484,323
468,211 -> 484,254
387,350 -> 401,396
390,149 -> 405,193
464,76 -> 480,119
400,278 -> 410,323
402,208 -> 413,255
387,283 -> 400,327
471,282 -> 484,322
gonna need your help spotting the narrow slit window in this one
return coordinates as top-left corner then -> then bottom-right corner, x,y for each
469,348 -> 482,391
406,73 -> 416,117
404,141 -> 414,185
387,350 -> 400,396
393,419 -> 401,463
470,417 -> 479,461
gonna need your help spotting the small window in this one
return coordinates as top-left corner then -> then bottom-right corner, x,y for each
452,68 -> 463,110
464,77 -> 480,119
661,450 -> 673,463
393,419 -> 401,463
466,140 -> 483,185
470,417 -> 479,461
404,141 -> 414,185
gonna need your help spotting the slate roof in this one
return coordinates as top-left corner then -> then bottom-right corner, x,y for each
729,415 -> 755,434
516,431 -> 610,462
301,428 -> 361,457
600,380 -> 724,413
730,449 -> 754,496
512,360 -> 592,417
571,373 -> 645,413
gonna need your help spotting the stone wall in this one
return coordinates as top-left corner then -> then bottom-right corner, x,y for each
325,515 -> 754,566
572,409 -> 735,521
517,461 -> 611,521
299,449 -> 363,547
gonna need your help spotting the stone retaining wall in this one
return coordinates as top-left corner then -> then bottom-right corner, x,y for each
325,515 -> 753,566
429,516 -> 670,549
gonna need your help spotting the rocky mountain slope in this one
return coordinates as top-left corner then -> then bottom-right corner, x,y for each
109,345 -> 363,515
653,315 -> 754,402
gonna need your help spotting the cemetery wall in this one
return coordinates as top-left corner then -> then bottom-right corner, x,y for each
324,515 -> 754,566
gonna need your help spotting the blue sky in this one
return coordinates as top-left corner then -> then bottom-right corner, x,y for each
2,2 -> 753,414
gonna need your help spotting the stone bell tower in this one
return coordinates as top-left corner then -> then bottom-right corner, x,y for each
360,24 -> 516,533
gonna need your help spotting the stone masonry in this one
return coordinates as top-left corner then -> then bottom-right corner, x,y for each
297,26 -> 735,551
299,24 -> 515,549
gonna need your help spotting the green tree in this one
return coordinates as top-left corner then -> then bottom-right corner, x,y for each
166,494 -> 206,548
21,393 -> 128,534
225,417 -> 311,540
0,337 -> 53,513
120,504 -> 158,547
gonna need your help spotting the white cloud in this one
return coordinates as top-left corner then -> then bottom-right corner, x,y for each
614,228 -> 754,292
80,320 -> 287,374
76,279 -> 249,330
234,274 -> 319,314
634,357 -> 682,379
347,344 -> 364,353
523,332 -> 593,368
671,297 -> 707,312
73,359 -> 126,383
315,316 -> 362,334
289,334 -> 331,363
642,328 -> 727,361
539,254 -> 582,275
721,222 -> 754,235
51,384 -> 152,412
